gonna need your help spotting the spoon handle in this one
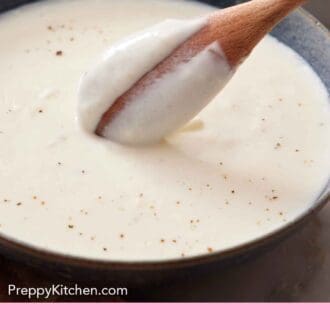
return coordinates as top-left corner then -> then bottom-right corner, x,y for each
208,0 -> 307,66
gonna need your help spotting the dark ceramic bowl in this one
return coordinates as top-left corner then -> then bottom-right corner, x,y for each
0,0 -> 329,286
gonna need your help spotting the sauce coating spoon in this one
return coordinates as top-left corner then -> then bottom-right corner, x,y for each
95,0 -> 305,144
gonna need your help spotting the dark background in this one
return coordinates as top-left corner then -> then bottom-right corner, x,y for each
305,0 -> 330,28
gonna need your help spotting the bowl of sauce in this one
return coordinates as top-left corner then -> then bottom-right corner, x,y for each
0,0 -> 329,285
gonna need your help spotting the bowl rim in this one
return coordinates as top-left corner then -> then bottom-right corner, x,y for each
0,5 -> 329,272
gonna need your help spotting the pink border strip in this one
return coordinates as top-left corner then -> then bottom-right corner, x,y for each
1,303 -> 329,329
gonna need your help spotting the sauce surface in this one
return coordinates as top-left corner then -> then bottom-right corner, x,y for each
0,0 -> 329,261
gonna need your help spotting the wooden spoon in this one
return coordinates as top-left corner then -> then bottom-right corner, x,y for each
96,0 -> 305,137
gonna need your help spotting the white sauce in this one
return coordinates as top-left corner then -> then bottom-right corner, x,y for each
0,0 -> 329,261
104,42 -> 231,145
77,17 -> 232,145
77,17 -> 207,136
